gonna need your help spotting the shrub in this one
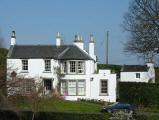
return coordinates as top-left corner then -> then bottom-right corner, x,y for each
0,110 -> 110,120
119,82 -> 159,108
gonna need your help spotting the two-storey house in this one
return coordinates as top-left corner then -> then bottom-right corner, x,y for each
7,31 -> 116,102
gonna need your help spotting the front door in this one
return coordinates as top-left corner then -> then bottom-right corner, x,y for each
44,79 -> 52,93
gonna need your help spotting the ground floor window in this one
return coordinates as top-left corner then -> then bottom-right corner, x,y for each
61,80 -> 85,96
100,79 -> 108,95
61,81 -> 67,94
68,80 -> 76,95
44,79 -> 52,90
78,80 -> 85,95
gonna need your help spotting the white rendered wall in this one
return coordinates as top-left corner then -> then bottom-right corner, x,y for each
120,63 -> 155,83
120,72 -> 150,82
74,42 -> 84,50
7,59 -> 116,102
11,38 -> 16,46
7,59 -> 59,89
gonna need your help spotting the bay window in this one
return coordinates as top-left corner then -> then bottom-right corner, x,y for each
61,61 -> 67,73
62,61 -> 85,74
61,81 -> 67,94
78,80 -> 85,95
68,80 -> 76,95
69,61 -> 76,73
78,61 -> 84,74
61,80 -> 85,96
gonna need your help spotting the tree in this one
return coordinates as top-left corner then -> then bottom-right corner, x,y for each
122,0 -> 159,59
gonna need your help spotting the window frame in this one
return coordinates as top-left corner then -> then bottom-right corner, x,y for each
44,59 -> 51,72
61,80 -> 67,95
43,79 -> 52,90
61,80 -> 85,96
68,80 -> 76,95
136,73 -> 140,78
61,61 -> 67,74
99,79 -> 108,96
21,59 -> 28,71
77,80 -> 85,96
78,61 -> 84,74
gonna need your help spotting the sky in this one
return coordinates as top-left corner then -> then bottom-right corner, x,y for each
0,0 -> 144,65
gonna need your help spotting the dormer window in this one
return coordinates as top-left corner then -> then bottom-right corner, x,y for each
44,59 -> 51,72
22,59 -> 28,71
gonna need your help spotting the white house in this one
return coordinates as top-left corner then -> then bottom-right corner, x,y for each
7,31 -> 116,102
120,59 -> 155,83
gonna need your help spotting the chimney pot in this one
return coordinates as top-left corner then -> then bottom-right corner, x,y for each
12,31 -> 16,38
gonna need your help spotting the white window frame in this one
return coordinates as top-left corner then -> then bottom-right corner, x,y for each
22,59 -> 28,71
61,61 -> 67,74
78,61 -> 84,74
44,59 -> 51,72
69,61 -> 76,74
100,79 -> 108,95
25,79 -> 32,94
61,80 -> 67,95
68,80 -> 76,95
77,80 -> 85,96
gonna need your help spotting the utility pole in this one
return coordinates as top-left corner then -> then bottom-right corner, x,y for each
106,31 -> 109,65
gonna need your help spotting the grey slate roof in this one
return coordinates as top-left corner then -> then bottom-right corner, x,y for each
8,45 -> 93,60
121,65 -> 148,72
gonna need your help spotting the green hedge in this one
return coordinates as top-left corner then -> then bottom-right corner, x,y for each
119,82 -> 159,108
0,110 -> 109,120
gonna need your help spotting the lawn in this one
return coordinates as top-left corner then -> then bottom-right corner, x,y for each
147,115 -> 159,120
20,99 -> 101,112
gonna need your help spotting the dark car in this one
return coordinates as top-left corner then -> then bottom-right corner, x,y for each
101,102 -> 136,113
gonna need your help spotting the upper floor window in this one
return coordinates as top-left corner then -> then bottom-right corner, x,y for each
62,61 -> 67,73
22,60 -> 28,71
136,73 -> 140,78
100,80 -> 108,95
44,59 -> 51,71
69,61 -> 76,73
78,61 -> 84,74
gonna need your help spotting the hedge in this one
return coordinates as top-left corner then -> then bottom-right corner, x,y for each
0,110 -> 109,120
119,82 -> 159,108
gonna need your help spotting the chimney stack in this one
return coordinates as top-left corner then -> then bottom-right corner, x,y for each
89,34 -> 94,56
56,32 -> 61,46
73,35 -> 84,50
11,31 -> 16,46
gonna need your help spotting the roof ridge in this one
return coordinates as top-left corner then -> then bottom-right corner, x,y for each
58,47 -> 70,59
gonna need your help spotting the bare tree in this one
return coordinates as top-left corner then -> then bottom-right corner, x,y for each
122,0 -> 159,59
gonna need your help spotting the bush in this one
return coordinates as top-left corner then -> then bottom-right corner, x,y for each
119,82 -> 159,108
0,110 -> 110,120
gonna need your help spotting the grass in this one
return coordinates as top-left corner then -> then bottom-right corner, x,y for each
139,107 -> 159,113
20,99 -> 101,112
147,115 -> 159,120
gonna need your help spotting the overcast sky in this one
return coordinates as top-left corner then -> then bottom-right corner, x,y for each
0,0 -> 145,65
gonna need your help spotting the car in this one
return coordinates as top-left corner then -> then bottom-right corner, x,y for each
101,102 -> 136,114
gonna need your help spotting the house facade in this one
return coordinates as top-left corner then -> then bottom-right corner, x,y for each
7,31 -> 116,102
120,59 -> 155,83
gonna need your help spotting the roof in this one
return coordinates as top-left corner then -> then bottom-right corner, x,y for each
121,65 -> 148,72
7,45 -> 93,60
